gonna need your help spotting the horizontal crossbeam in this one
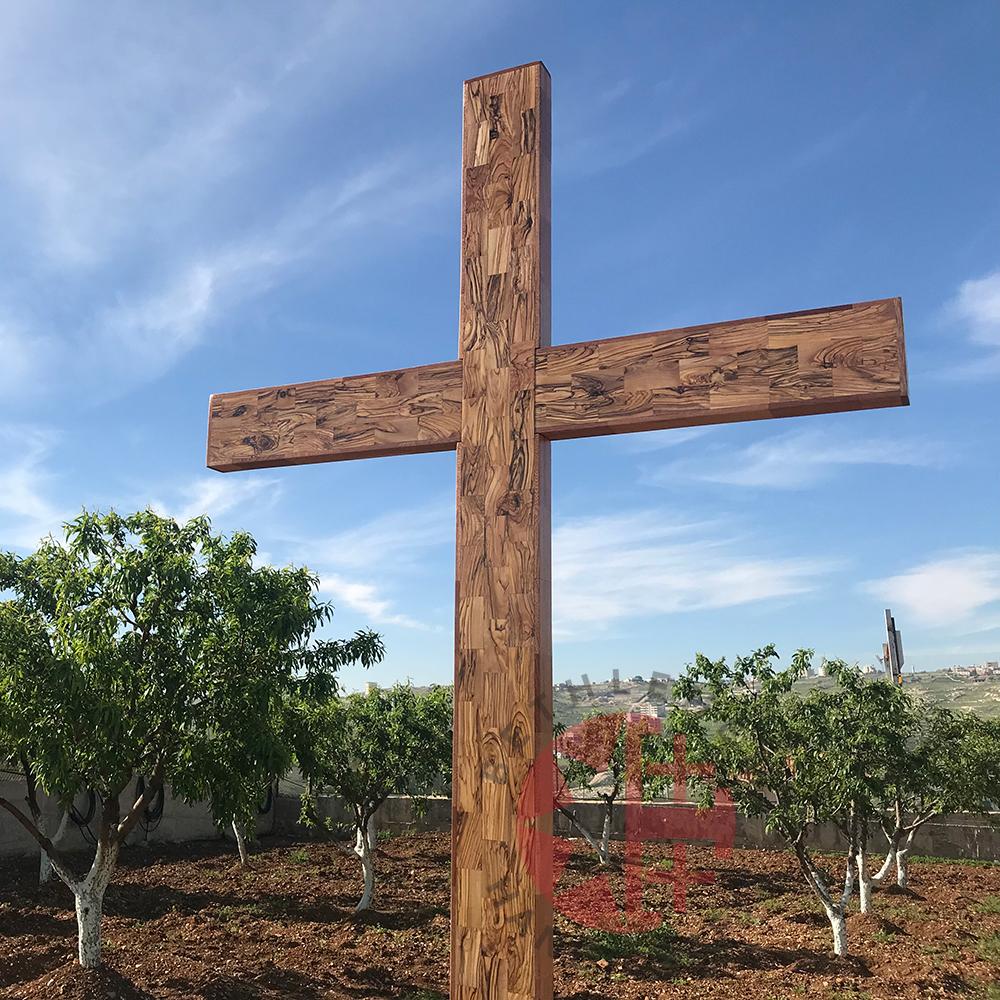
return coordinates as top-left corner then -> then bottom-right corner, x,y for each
207,361 -> 463,472
535,297 -> 907,440
207,298 -> 906,471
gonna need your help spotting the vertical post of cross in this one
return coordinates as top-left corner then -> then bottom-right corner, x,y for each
452,61 -> 554,999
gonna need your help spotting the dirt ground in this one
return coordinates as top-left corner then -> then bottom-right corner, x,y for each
1,832 -> 998,999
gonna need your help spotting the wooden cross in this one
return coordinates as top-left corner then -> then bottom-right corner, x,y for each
206,61 -> 908,1000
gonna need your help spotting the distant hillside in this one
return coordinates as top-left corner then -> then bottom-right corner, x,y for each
551,668 -> 1000,728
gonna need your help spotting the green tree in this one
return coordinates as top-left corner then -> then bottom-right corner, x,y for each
0,510 -> 381,967
673,647 -> 866,957
865,699 -> 1000,893
297,683 -> 452,910
0,575 -> 73,885
170,527 -> 383,865
557,711 -> 670,865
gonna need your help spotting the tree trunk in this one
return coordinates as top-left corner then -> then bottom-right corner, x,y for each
794,842 -> 853,958
599,801 -> 612,865
354,814 -> 376,911
39,809 -> 71,887
232,819 -> 249,867
856,851 -> 872,914
897,832 -> 914,889
557,806 -> 602,858
826,905 -> 849,958
67,840 -> 118,968
74,882 -> 105,968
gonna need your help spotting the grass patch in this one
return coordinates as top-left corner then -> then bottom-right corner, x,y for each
872,927 -> 897,944
288,847 -> 310,864
976,895 -> 1000,915
213,901 -> 268,925
580,924 -> 683,963
976,933 -> 1000,962
758,896 -> 788,913
909,855 -> 999,869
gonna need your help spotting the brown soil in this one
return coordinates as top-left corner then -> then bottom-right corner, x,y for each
0,833 -> 998,999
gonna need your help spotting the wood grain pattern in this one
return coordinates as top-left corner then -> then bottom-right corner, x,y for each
206,361 -> 462,471
535,298 -> 907,440
204,62 -> 910,1000
452,61 -> 553,1000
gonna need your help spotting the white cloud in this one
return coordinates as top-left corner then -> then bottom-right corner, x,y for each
0,319 -> 48,394
862,552 -> 1000,628
0,425 -> 66,551
0,3 -> 477,402
620,426 -> 715,454
149,475 -> 280,525
319,573 -> 429,631
552,509 -> 834,635
650,427 -> 947,489
288,502 -> 453,631
303,503 -> 453,572
952,270 -> 1000,347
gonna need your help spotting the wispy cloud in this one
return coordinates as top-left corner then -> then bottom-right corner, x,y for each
552,509 -> 834,635
647,427 -> 949,489
862,551 -> 1000,629
319,574 -> 430,631
302,504 -> 453,572
0,3 -> 475,405
945,268 -> 1000,378
149,475 -> 281,525
620,426 -> 715,454
0,425 -> 66,551
291,503 -> 453,630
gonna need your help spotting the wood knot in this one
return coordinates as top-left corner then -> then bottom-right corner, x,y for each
497,491 -> 523,517
231,405 -> 248,417
243,434 -> 276,453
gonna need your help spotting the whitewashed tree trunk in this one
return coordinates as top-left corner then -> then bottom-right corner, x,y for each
39,809 -> 71,886
68,840 -> 118,968
827,906 -> 848,957
896,830 -> 915,888
599,801 -> 612,865
800,850 -> 853,958
558,807 -> 602,858
354,814 -> 376,911
856,851 -> 872,914
232,819 -> 249,866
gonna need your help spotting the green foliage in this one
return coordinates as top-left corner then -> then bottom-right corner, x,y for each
672,646 -> 843,842
0,508 -> 384,840
558,711 -> 672,806
297,683 -> 452,827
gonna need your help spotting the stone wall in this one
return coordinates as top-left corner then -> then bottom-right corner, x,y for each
275,793 -> 1000,863
3,780 -> 997,863
0,777 -> 276,861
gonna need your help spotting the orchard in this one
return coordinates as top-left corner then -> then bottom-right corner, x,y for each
1,512 -> 998,999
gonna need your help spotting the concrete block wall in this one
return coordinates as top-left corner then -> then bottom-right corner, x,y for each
4,780 -> 996,864
275,793 -> 1000,863
0,777 -> 276,861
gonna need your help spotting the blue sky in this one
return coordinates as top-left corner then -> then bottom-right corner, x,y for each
1,2 -> 999,690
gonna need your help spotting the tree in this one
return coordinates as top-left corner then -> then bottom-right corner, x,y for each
673,647 -> 866,957
866,699 -> 1000,893
0,510 -> 381,967
297,683 -> 452,910
169,528 -> 384,866
556,711 -> 671,865
0,588 -> 71,885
